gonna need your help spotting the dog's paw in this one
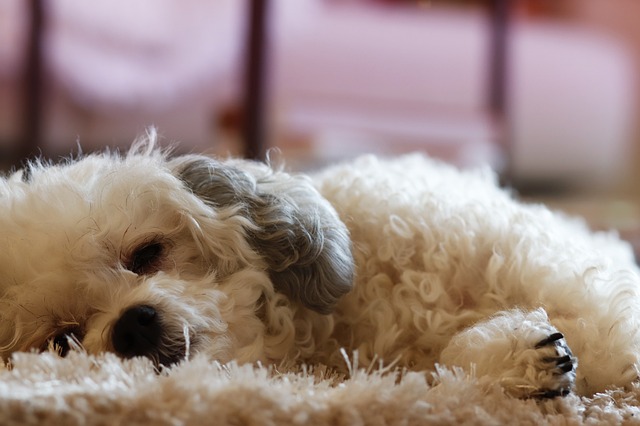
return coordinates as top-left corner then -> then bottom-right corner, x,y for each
440,309 -> 577,399
529,332 -> 576,399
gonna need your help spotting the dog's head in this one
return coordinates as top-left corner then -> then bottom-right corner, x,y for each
0,133 -> 354,367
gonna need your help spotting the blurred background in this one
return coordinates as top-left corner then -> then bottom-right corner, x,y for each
1,0 -> 640,256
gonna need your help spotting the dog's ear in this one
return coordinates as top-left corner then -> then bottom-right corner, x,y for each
169,155 -> 354,314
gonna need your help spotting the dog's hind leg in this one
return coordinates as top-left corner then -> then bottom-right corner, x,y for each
439,308 -> 576,399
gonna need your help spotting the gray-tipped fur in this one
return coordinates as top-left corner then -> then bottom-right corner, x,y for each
169,155 -> 354,314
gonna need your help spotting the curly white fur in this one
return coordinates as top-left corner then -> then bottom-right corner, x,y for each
0,131 -> 639,398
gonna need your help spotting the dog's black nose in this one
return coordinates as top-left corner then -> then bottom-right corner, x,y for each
112,305 -> 162,359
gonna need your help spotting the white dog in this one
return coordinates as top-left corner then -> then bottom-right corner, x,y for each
1,132 -> 639,399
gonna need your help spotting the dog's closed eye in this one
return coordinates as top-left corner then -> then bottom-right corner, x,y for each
127,241 -> 165,275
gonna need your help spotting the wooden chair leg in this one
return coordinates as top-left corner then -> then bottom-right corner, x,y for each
241,0 -> 270,161
21,0 -> 45,163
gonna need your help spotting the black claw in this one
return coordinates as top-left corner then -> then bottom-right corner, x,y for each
538,389 -> 562,399
557,361 -> 574,373
536,388 -> 571,399
541,354 -> 574,374
535,332 -> 565,349
544,355 -> 571,364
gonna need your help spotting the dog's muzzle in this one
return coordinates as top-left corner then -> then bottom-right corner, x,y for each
112,305 -> 185,367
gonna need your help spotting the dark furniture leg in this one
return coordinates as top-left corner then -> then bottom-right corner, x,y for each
241,0 -> 270,160
488,0 -> 511,183
21,0 -> 45,162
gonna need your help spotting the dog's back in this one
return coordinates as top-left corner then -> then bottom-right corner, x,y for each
313,154 -> 640,395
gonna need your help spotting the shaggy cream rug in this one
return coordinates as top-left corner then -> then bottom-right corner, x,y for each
1,351 -> 639,425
